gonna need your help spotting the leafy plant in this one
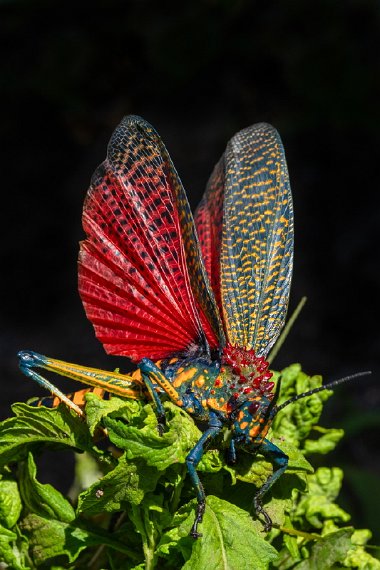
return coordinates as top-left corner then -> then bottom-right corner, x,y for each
0,365 -> 378,569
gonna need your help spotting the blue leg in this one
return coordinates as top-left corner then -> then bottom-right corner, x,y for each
138,358 -> 182,435
252,438 -> 288,531
18,352 -> 84,417
140,373 -> 166,435
226,437 -> 237,464
186,412 -> 222,538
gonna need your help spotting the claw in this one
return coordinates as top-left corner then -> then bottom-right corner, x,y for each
253,496 -> 273,532
157,414 -> 166,436
190,501 -> 205,539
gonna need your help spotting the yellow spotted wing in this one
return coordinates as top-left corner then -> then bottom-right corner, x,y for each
195,123 -> 294,357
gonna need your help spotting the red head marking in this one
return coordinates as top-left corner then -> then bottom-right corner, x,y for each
222,343 -> 274,395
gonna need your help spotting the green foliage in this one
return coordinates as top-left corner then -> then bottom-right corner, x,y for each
0,365 -> 378,569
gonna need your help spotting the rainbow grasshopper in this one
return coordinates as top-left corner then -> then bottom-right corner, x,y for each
18,116 -> 367,538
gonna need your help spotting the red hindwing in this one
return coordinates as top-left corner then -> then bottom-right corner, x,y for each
194,158 -> 224,314
78,116 -> 223,362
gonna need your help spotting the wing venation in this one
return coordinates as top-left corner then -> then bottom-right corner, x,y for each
220,123 -> 294,356
78,116 -> 223,361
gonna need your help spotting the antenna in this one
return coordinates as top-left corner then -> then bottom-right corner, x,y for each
274,371 -> 372,414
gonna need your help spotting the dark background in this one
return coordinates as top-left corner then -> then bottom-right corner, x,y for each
1,0 -> 379,539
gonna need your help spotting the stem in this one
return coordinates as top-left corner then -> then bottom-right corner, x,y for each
170,465 -> 187,514
268,296 -> 307,365
278,525 -> 322,541
143,507 -> 157,570
131,505 -> 156,570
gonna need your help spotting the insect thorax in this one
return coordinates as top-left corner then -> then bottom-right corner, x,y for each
159,343 -> 275,421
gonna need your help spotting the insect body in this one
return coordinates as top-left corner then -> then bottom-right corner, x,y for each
19,344 -> 280,535
18,115 -> 309,537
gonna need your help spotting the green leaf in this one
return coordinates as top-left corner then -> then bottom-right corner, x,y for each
271,438 -> 314,473
179,496 -> 278,570
345,529 -> 380,569
19,513 -> 138,566
156,496 -> 279,568
296,528 -> 353,569
77,454 -> 160,514
275,364 -> 302,388
272,367 -> 333,448
19,452 -> 75,523
294,467 -> 351,529
226,448 -> 272,487
0,474 -> 22,528
283,534 -> 300,560
155,517 -> 190,553
303,426 -> 344,455
85,394 -> 141,436
198,448 -> 224,473
0,524 -> 30,570
306,467 -> 344,503
105,402 -> 200,470
225,439 -> 312,491
0,403 -> 103,468
2,363 -> 378,568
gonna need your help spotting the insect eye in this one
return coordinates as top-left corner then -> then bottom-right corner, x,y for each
248,401 -> 260,415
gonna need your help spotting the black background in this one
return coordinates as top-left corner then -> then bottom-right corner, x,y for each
1,0 -> 379,538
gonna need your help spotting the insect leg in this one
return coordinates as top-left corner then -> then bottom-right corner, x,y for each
252,438 -> 288,531
139,358 -> 181,402
226,437 -> 237,464
18,351 -> 142,414
18,352 -> 85,416
138,358 -> 183,434
140,373 -> 166,435
186,412 -> 222,538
